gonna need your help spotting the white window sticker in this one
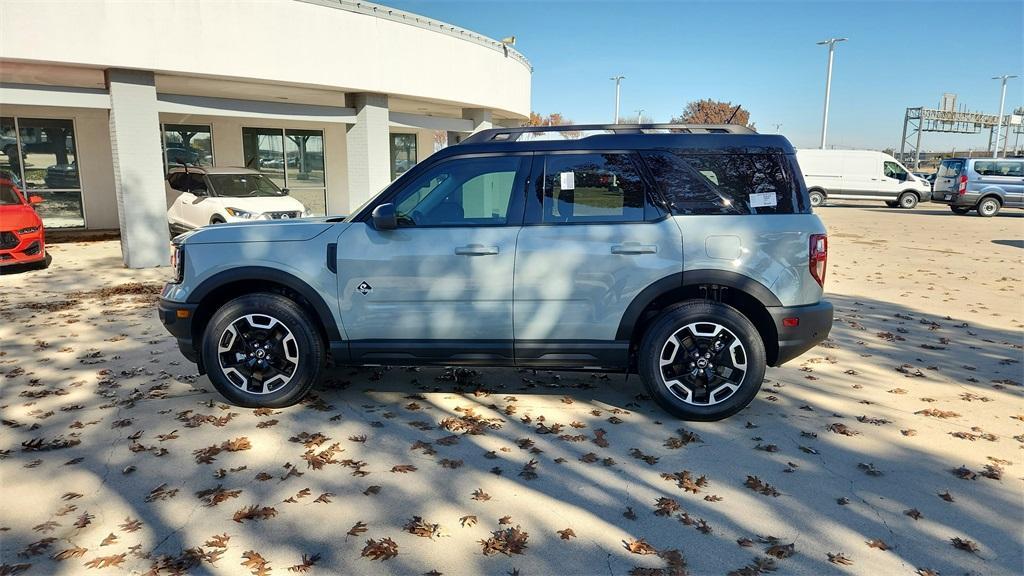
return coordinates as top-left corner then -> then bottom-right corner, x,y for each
749,192 -> 777,208
559,171 -> 575,190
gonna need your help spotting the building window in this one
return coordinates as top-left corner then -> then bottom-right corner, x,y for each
242,127 -> 326,216
162,124 -> 213,171
390,133 -> 417,180
0,116 -> 84,228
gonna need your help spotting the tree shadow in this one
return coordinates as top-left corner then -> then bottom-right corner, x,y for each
2,288 -> 1021,575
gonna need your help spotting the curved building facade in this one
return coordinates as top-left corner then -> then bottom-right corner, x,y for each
0,0 -> 532,266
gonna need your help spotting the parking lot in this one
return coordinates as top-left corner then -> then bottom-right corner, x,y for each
0,204 -> 1021,575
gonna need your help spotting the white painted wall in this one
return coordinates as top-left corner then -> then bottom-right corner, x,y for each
0,0 -> 531,119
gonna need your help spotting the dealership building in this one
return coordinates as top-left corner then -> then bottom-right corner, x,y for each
0,0 -> 531,267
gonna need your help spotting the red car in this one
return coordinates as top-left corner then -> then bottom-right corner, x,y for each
0,170 -> 48,269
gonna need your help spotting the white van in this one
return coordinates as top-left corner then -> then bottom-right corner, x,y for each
796,149 -> 932,208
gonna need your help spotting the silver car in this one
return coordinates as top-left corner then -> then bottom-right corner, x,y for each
932,157 -> 1024,216
158,124 -> 833,421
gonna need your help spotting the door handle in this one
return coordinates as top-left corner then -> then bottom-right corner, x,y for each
455,244 -> 499,256
611,242 -> 657,255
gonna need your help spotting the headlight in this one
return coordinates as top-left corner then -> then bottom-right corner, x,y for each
170,245 -> 184,283
17,226 -> 39,234
224,207 -> 255,219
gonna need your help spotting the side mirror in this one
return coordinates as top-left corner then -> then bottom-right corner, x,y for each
191,187 -> 208,197
28,195 -> 43,205
281,188 -> 290,195
371,203 -> 397,230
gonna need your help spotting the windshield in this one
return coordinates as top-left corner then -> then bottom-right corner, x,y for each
207,174 -> 284,197
0,182 -> 23,205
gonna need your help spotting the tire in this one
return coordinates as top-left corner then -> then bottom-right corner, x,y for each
976,197 -> 1001,217
34,252 -> 52,270
898,192 -> 918,209
201,293 -> 325,408
808,190 -> 825,208
638,301 -> 767,421
885,201 -> 899,208
950,206 -> 972,215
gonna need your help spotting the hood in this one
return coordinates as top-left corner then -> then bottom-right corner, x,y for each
176,218 -> 345,245
0,203 -> 42,231
218,195 -> 307,214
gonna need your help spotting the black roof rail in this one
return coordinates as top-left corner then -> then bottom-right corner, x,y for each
459,123 -> 757,144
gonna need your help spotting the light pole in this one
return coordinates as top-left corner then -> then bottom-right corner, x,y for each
816,37 -> 846,149
773,123 -> 782,134
636,109 -> 645,123
610,75 -> 625,123
992,74 -> 1017,158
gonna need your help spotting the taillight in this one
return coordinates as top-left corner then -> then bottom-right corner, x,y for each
809,234 -> 827,288
957,175 -> 967,196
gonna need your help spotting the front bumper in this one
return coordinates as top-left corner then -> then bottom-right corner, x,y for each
767,300 -> 834,366
0,229 -> 45,266
158,296 -> 200,363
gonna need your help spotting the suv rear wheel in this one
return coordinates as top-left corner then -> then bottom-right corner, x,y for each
977,196 -> 1001,217
202,293 -> 325,407
898,192 -> 918,209
638,301 -> 766,421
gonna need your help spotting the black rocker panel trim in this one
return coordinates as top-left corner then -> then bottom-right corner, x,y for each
340,339 -> 630,370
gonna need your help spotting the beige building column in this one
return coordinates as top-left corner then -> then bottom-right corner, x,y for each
106,68 -> 169,268
345,93 -> 390,212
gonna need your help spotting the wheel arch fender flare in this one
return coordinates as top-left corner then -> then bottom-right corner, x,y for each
615,269 -> 782,341
187,266 -> 342,342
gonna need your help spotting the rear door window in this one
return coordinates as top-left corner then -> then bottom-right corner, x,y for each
533,153 -> 649,223
937,160 -> 964,178
643,152 -> 800,215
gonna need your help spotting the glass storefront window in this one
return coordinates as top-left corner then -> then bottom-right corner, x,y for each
391,133 -> 417,180
163,124 -> 213,170
1,116 -> 84,228
242,127 -> 326,216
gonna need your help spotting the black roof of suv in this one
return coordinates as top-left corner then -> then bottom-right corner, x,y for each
448,124 -> 794,156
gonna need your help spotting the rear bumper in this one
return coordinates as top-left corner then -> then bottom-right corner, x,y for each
930,192 -> 973,206
768,300 -> 834,366
157,296 -> 200,363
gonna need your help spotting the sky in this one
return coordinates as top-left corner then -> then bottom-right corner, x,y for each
385,0 -> 1023,151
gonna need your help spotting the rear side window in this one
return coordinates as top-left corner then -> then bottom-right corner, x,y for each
642,151 -> 800,215
937,160 -> 963,178
537,153 -> 647,223
974,160 -> 1023,177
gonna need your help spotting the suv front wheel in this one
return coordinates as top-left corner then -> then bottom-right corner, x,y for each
202,293 -> 325,407
638,301 -> 766,421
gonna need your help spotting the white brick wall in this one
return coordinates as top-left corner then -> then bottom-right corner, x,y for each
107,69 -> 169,268
345,93 -> 390,212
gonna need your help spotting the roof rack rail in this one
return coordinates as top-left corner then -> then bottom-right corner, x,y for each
460,123 -> 757,144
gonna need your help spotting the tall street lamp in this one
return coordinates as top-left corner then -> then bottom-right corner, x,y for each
636,109 -> 645,123
992,74 -> 1017,158
610,75 -> 625,123
816,37 -> 846,149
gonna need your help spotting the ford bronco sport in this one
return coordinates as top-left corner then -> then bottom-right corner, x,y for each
158,124 -> 833,421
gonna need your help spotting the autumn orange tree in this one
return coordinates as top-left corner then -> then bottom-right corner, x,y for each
524,112 -> 572,127
671,99 -> 754,128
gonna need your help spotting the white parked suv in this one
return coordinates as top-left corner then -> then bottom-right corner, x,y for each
166,166 -> 310,232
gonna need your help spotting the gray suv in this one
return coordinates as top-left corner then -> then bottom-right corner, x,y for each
158,124 -> 833,421
931,157 -> 1023,216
